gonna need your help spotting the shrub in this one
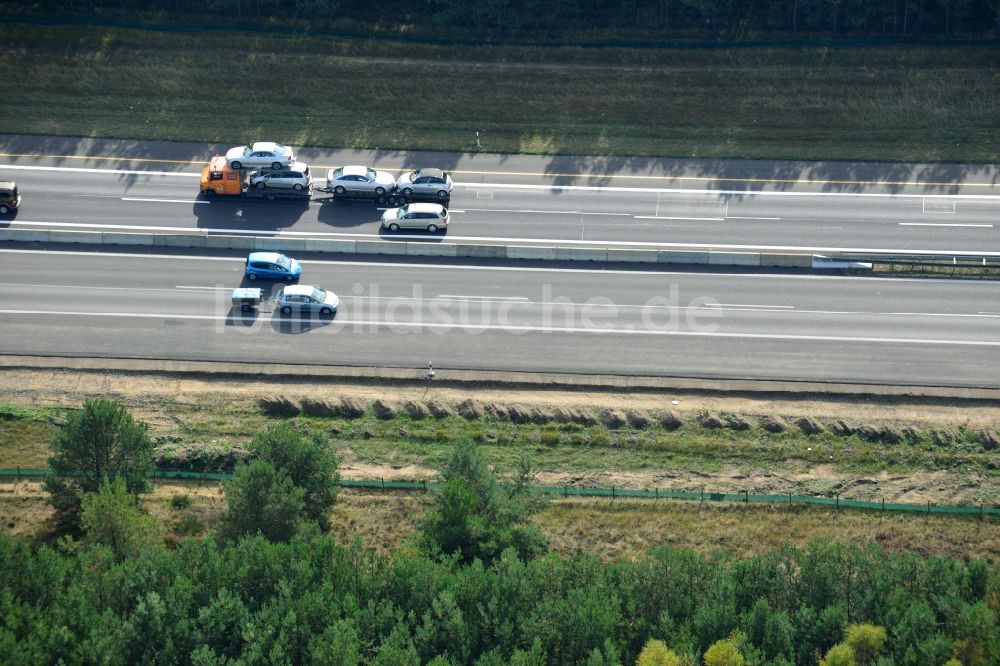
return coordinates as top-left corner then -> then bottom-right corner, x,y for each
539,428 -> 561,446
760,415 -> 787,433
703,638 -> 745,666
258,396 -> 300,416
819,643 -> 856,666
637,639 -> 682,666
657,410 -> 684,430
169,494 -> 191,510
844,624 -> 886,663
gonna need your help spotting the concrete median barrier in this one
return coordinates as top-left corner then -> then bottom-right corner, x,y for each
406,243 -> 458,257
457,244 -> 506,259
507,246 -> 559,261
4,227 -> 832,270
155,234 -> 205,248
556,247 -> 608,262
709,251 -> 761,266
606,248 -> 658,263
658,250 -> 710,264
0,229 -> 50,243
760,253 -> 813,268
48,230 -> 102,244
206,234 -> 255,249
305,239 -> 357,253
355,240 -> 399,254
101,232 -> 155,246
254,237 -> 306,252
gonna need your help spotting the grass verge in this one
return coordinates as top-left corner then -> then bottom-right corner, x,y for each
4,482 -> 998,562
2,24 -> 999,162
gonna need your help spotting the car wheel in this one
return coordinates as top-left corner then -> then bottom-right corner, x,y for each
437,190 -> 449,198
334,185 -> 346,195
375,187 -> 386,195
402,188 -> 413,196
247,273 -> 257,280
280,306 -> 292,315
231,161 -> 242,170
389,223 -> 400,231
427,224 -> 438,232
272,162 -> 282,170
254,181 -> 266,189
0,204 -> 8,214
293,183 -> 304,191
320,306 -> 333,316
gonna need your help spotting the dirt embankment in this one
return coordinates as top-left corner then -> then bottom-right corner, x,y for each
4,367 -> 1000,505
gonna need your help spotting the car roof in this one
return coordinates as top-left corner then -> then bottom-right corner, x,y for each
406,202 -> 446,213
415,168 -> 445,179
282,285 -> 318,296
266,161 -> 308,172
248,251 -> 286,263
251,141 -> 288,154
0,181 -> 15,189
342,165 -> 370,176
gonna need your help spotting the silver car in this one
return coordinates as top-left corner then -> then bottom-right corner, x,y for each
326,165 -> 396,196
395,168 -> 453,198
275,285 -> 339,315
381,202 -> 450,232
225,142 -> 295,170
250,162 -> 312,191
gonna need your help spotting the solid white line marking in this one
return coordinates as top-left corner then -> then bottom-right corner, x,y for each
0,307 -> 998,346
461,207 -> 631,216
457,181 -> 1000,201
175,286 -> 233,291
0,165 -> 199,177
435,295 -> 530,302
2,247 -> 999,285
707,303 -> 795,309
899,222 -> 993,228
122,197 -> 209,204
726,216 -> 781,220
6,162 -> 1000,201
634,215 -> 726,221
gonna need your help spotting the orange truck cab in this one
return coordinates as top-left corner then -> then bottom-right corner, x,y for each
200,156 -> 246,196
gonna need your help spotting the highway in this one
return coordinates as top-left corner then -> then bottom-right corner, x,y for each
2,136 -> 1000,254
1,248 -> 998,388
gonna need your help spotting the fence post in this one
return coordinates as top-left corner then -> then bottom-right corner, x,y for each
611,486 -> 615,501
744,490 -> 748,504
882,498 -> 885,514
788,492 -> 791,505
836,495 -> 840,511
381,476 -> 384,490
700,486 -> 704,508
655,487 -> 658,499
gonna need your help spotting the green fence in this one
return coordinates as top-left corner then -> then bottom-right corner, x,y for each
2,468 -> 997,517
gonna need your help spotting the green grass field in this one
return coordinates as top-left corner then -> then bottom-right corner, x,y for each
3,23 -> 998,161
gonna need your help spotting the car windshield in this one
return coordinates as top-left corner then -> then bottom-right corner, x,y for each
243,146 -> 252,156
275,255 -> 292,270
367,168 -> 378,180
274,144 -> 288,154
311,288 -> 327,302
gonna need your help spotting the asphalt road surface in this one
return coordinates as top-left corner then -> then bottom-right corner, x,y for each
2,247 -> 998,388
3,136 -> 1000,254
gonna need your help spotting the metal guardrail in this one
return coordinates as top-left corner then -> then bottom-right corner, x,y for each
2,468 -> 997,517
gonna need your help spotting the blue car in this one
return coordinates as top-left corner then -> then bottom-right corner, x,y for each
244,252 -> 302,281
